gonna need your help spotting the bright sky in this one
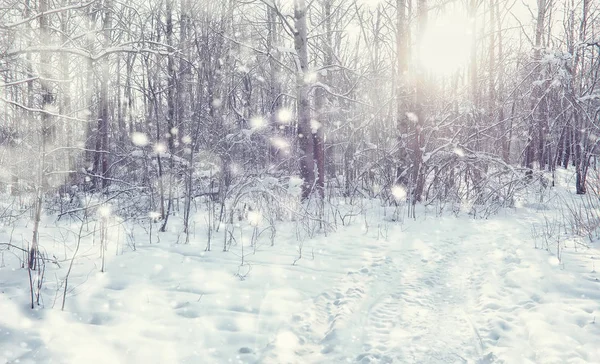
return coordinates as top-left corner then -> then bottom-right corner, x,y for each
314,0 -> 537,77
418,9 -> 473,76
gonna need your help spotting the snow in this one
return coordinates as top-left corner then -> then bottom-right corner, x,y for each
153,142 -> 167,154
131,132 -> 149,147
406,112 -> 419,123
247,211 -> 262,226
304,72 -> 318,84
212,98 -> 223,108
391,185 -> 407,201
276,108 -> 293,124
250,116 -> 266,130
454,147 -> 465,157
181,135 -> 192,145
270,137 -> 290,151
1,175 -> 600,363
310,120 -> 322,134
287,176 -> 304,197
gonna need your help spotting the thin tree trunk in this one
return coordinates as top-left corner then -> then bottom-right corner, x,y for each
30,0 -> 53,271
495,0 -> 510,163
94,0 -> 112,189
525,0 -> 546,176
166,0 -> 176,153
396,0 -> 409,185
563,124 -> 572,168
294,0 -> 315,200
409,0 -> 427,205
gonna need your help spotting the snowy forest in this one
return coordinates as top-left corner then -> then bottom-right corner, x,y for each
1,0 -> 600,363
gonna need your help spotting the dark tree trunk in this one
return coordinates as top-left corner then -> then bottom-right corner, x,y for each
94,0 -> 112,190
294,0 -> 315,200
396,0 -> 409,185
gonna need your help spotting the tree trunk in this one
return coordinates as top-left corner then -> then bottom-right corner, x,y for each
525,0 -> 546,177
396,0 -> 409,185
563,125 -> 572,169
495,0 -> 510,163
30,0 -> 53,271
574,0 -> 590,194
166,0 -> 176,153
294,0 -> 315,200
94,0 -> 112,190
313,0 -> 333,199
411,0 -> 427,203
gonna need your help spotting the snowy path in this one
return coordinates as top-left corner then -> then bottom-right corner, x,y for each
259,218 -> 485,364
2,208 -> 600,363
260,213 -> 600,364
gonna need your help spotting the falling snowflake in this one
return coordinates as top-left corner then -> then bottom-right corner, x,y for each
276,108 -> 293,124
288,176 -> 304,197
131,132 -> 148,147
270,137 -> 290,150
154,143 -> 167,154
250,116 -> 266,129
406,112 -> 419,123
454,148 -> 465,157
310,119 -> 322,133
149,211 -> 161,220
391,185 -> 407,201
248,211 -> 262,226
98,204 -> 111,218
304,71 -> 317,84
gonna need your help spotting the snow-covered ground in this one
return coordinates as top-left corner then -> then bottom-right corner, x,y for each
1,181 -> 600,363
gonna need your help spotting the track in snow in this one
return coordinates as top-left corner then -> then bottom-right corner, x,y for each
260,221 -> 491,364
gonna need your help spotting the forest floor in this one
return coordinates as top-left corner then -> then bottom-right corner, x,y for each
1,176 -> 600,363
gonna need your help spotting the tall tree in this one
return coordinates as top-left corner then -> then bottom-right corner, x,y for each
396,0 -> 409,186
93,0 -> 113,189
294,0 -> 315,199
411,0 -> 427,205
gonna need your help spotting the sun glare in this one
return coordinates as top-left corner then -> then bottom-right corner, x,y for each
418,15 -> 472,76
